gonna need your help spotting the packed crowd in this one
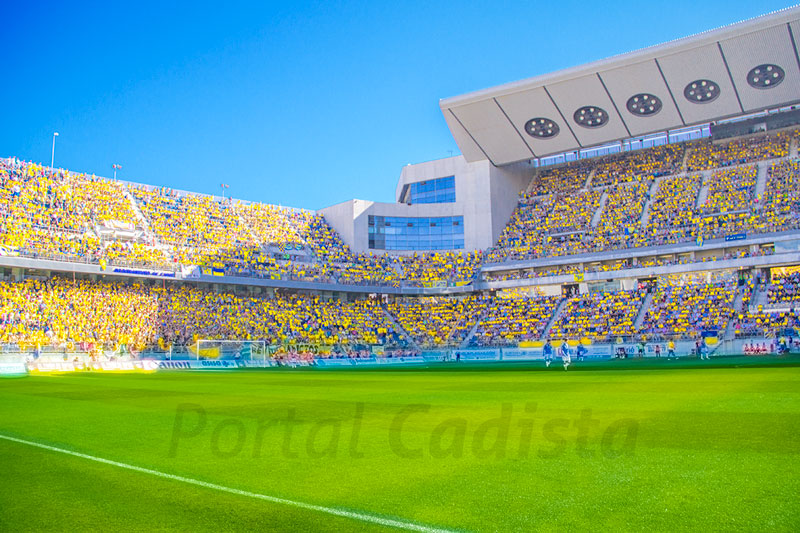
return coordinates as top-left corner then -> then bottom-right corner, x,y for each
703,165 -> 758,214
387,295 -> 482,347
239,202 -> 310,246
471,290 -> 560,346
641,276 -> 737,339
487,188 -> 602,262
733,310 -> 799,338
159,287 -> 400,348
767,271 -> 800,305
526,160 -> 592,196
591,143 -> 684,188
0,159 -> 137,232
686,132 -> 791,171
1,266 -> 797,354
0,159 -> 483,285
1,127 -> 797,287
592,181 -> 650,250
757,160 -> 800,233
130,186 -> 251,260
464,270 -> 792,344
102,241 -> 170,268
394,251 -> 482,285
694,166 -> 759,240
488,129 -> 798,262
0,278 -> 158,349
550,290 -> 644,340
643,173 -> 702,246
0,158 -> 137,261
477,271 -> 777,344
733,273 -> 796,338
484,247 -> 773,283
0,278 -> 403,351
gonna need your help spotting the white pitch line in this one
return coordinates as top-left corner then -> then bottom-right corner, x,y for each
0,433 -> 458,533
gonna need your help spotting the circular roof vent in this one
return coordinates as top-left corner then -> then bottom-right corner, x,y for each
684,80 -> 720,103
747,64 -> 784,89
524,117 -> 560,138
626,93 -> 662,116
573,106 -> 608,128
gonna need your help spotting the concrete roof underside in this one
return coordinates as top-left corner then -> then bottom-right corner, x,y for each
440,6 -> 800,165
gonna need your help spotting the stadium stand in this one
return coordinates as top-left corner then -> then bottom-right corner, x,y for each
731,269 -> 793,340
1,125 -> 800,355
487,129 -> 800,264
758,160 -> 800,233
0,277 -> 401,353
487,188 -> 602,262
593,181 -> 649,251
733,309 -> 799,339
640,273 -> 737,339
686,132 -> 791,171
644,173 -> 702,246
103,241 -> 170,269
130,186 -> 251,262
768,270 -> 800,305
550,289 -> 644,341
484,263 -> 582,282
526,160 -> 592,196
394,251 -> 482,286
387,295 -> 482,347
591,143 -> 684,188
302,214 -> 352,264
159,286 -> 399,348
471,289 -> 561,346
0,278 -> 158,349
703,166 -> 758,214
696,165 -> 759,240
237,202 -> 311,247
4,127 -> 799,278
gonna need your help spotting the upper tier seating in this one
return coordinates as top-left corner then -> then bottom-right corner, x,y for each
757,160 -> 800,233
686,132 -> 791,171
2,128 -> 798,282
591,144 -> 684,188
642,173 -> 702,246
130,186 -> 251,261
487,130 -> 799,262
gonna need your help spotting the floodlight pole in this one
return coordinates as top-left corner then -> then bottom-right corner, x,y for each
50,132 -> 59,171
221,183 -> 229,200
112,164 -> 122,180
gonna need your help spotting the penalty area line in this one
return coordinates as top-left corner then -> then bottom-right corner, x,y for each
0,433 -> 458,533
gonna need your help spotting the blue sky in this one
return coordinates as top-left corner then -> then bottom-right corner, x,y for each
1,1 -> 794,210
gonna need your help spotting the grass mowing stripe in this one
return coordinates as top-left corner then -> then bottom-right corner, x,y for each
0,433 -> 459,533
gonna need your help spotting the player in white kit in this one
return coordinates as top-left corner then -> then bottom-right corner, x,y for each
560,344 -> 571,370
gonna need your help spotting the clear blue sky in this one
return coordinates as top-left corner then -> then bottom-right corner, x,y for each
1,1 -> 794,210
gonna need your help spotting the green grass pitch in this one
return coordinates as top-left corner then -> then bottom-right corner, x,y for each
1,357 -> 799,532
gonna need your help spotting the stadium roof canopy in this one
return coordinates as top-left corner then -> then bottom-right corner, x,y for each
440,6 -> 800,166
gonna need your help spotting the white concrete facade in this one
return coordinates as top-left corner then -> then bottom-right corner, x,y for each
319,156 -> 531,254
